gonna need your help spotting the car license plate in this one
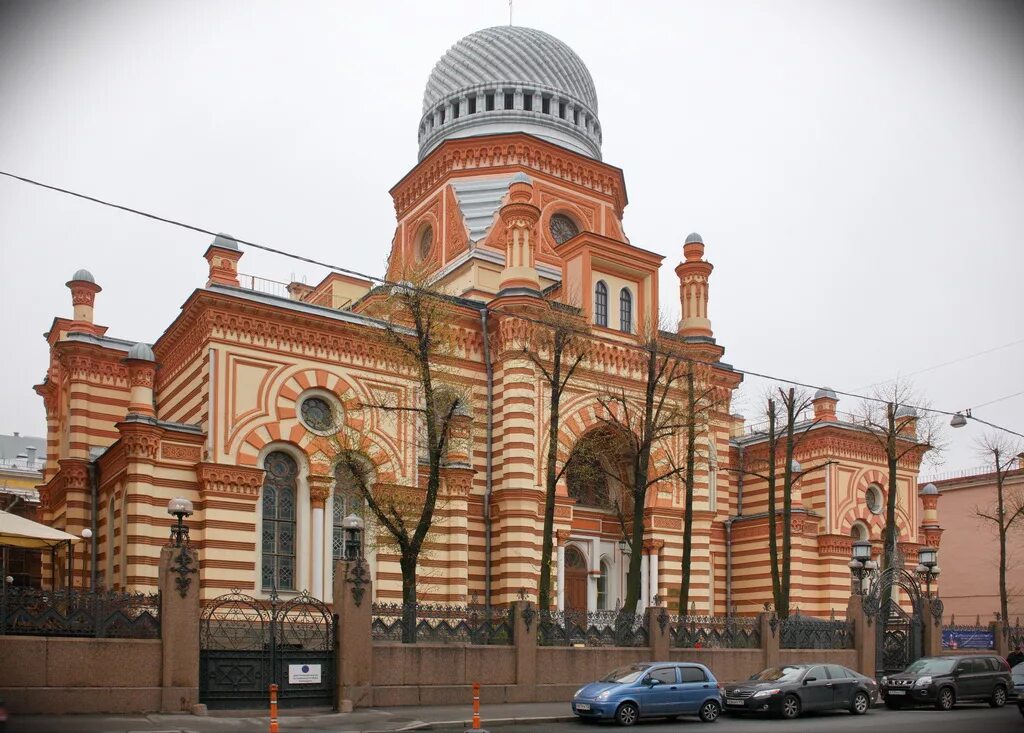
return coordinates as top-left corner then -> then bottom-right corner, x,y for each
887,690 -> 905,696
575,703 -> 591,711
726,698 -> 744,706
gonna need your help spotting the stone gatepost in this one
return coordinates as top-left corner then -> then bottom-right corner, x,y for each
993,621 -> 1010,658
920,605 -> 942,658
846,594 -> 875,678
334,558 -> 373,709
761,612 -> 779,670
157,544 -> 200,713
647,607 -> 670,660
509,600 -> 537,702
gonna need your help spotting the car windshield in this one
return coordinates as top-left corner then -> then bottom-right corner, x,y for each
749,666 -> 805,683
903,658 -> 956,675
600,665 -> 648,684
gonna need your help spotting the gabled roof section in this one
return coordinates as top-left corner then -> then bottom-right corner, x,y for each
451,176 -> 517,244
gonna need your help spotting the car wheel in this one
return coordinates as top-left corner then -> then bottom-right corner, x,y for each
935,687 -> 955,711
615,702 -> 639,727
781,694 -> 801,720
990,685 -> 1007,708
851,691 -> 870,715
699,700 -> 721,723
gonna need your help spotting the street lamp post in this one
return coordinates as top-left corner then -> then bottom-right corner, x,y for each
916,547 -> 940,598
166,497 -> 194,547
342,513 -> 364,560
80,528 -> 93,590
849,540 -> 876,594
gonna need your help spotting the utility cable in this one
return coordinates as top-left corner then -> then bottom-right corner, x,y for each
2,168 -> 1021,438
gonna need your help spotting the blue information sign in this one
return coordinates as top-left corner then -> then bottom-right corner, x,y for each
942,628 -> 994,650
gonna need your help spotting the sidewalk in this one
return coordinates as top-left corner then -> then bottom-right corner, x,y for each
5,701 -> 575,733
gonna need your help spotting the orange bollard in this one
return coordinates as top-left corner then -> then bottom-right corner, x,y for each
472,681 -> 481,729
269,683 -> 279,733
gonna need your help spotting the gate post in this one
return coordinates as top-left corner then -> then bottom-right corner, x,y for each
334,558 -> 373,709
508,600 -> 537,702
158,544 -> 201,712
761,611 -> 779,670
920,603 -> 942,657
846,593 -> 875,679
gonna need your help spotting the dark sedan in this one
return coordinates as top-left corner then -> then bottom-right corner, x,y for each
723,663 -> 878,719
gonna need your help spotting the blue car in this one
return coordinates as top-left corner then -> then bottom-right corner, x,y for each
572,662 -> 723,725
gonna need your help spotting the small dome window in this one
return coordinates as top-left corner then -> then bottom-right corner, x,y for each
549,213 -> 579,245
418,225 -> 434,261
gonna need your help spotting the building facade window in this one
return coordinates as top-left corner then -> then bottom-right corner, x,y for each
262,451 -> 298,591
594,280 -> 608,327
418,225 -> 434,261
549,213 -> 579,245
597,560 -> 610,610
300,396 -> 335,432
619,288 -> 632,333
850,521 -> 870,541
865,484 -> 884,514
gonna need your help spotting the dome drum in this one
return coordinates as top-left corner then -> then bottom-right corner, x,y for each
418,26 -> 603,161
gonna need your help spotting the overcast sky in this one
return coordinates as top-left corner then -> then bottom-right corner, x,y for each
1,0 -> 1021,475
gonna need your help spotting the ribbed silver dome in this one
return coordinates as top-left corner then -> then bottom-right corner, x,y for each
127,342 -> 155,361
418,26 -> 602,161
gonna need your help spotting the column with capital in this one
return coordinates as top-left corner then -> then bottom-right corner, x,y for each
308,473 -> 333,599
556,530 -> 569,611
646,540 -> 663,604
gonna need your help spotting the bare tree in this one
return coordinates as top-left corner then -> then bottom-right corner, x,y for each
857,383 -> 941,577
515,300 -> 590,611
735,387 -> 827,618
593,326 -> 705,614
974,433 -> 1024,625
332,277 -> 465,642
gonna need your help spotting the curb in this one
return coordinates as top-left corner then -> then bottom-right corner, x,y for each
391,714 -> 577,730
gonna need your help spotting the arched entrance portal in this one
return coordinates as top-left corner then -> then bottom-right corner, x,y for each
565,546 -> 588,612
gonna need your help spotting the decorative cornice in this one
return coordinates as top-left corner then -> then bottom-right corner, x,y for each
196,462 -> 264,500
389,133 -> 628,219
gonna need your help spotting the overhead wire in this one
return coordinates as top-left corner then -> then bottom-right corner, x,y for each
2,168 -> 1021,438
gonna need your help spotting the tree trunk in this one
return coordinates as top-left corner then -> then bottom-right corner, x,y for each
400,553 -> 418,643
881,403 -> 899,608
780,390 -> 796,619
765,402 -> 782,614
538,350 -> 563,611
678,366 -> 697,615
997,450 -> 1009,624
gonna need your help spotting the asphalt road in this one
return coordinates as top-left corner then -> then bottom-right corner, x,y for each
430,704 -> 1023,732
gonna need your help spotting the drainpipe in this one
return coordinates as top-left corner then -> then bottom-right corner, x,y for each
480,307 -> 494,608
725,518 -> 733,620
736,444 -> 745,516
86,460 -> 99,591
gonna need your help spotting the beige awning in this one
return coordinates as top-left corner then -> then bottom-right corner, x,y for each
0,509 -> 81,549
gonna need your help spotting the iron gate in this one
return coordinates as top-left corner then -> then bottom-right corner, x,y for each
199,590 -> 335,709
876,598 -> 922,675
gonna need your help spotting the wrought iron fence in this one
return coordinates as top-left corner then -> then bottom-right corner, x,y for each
942,615 -> 995,650
537,608 -> 648,647
1007,619 -> 1024,651
670,614 -> 761,649
779,611 -> 854,649
0,587 -> 160,638
371,601 -> 514,645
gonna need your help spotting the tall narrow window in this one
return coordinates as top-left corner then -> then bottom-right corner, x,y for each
332,453 -> 371,569
262,451 -> 297,591
619,288 -> 632,333
485,93 -> 495,111
523,93 -> 533,111
504,92 -> 514,110
708,441 -> 718,512
597,561 -> 610,610
594,281 -> 608,327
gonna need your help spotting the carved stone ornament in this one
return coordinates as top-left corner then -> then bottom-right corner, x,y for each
657,606 -> 670,635
347,559 -> 370,607
172,545 -> 198,599
769,612 -> 779,637
930,597 -> 944,626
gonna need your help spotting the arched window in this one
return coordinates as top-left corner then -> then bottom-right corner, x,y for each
597,560 -> 610,610
333,453 -> 372,565
549,213 -> 579,245
619,288 -> 632,333
262,451 -> 298,591
850,521 -> 870,542
594,281 -> 608,327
